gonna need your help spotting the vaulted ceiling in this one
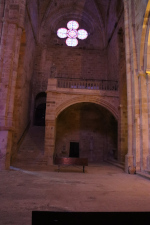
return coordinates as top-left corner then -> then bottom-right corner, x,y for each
26,0 -> 124,48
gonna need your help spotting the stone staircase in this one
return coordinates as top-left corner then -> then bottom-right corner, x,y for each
12,126 -> 48,168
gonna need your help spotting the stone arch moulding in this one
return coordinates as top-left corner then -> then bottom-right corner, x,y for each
139,0 -> 150,72
55,96 -> 119,121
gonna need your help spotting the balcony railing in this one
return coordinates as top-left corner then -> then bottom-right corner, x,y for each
57,78 -> 118,91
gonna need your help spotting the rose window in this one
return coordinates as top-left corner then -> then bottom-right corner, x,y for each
57,20 -> 88,47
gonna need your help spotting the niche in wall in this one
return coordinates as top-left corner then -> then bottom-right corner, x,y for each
55,102 -> 118,162
34,92 -> 46,126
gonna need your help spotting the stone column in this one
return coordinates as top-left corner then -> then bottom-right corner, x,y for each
123,0 -> 134,172
138,73 -> 149,171
0,0 -> 26,170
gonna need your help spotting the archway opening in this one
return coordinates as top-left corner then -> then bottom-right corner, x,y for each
55,102 -> 118,163
34,92 -> 46,126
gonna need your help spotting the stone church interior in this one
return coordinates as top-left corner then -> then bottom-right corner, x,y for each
0,0 -> 150,174
1,1 -> 150,224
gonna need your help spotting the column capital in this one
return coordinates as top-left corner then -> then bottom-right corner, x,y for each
1,18 -> 24,30
137,70 -> 146,77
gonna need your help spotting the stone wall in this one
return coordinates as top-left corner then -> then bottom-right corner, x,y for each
107,1 -> 124,80
32,46 -> 108,97
11,9 -> 37,160
107,3 -> 127,162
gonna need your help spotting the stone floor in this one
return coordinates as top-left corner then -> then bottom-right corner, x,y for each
0,162 -> 150,225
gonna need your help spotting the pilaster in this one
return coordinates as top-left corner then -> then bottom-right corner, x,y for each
45,120 -> 56,165
123,0 -> 134,171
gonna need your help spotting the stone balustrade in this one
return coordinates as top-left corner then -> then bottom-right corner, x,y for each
57,78 -> 118,91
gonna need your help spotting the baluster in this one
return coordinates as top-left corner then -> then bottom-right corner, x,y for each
99,81 -> 102,90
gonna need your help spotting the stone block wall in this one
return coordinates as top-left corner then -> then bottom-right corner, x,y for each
32,46 -> 108,97
11,8 -> 37,159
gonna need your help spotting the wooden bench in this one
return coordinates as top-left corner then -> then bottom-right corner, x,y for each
54,157 -> 88,173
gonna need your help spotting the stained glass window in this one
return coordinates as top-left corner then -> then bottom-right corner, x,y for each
57,28 -> 68,38
78,29 -> 88,40
67,20 -> 79,30
57,20 -> 88,47
66,38 -> 78,47
67,29 -> 78,39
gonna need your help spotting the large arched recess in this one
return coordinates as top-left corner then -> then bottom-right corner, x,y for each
55,97 -> 118,121
55,102 -> 118,163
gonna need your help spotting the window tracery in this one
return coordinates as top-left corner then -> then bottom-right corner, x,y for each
57,20 -> 88,47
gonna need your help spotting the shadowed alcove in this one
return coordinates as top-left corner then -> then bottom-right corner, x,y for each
55,102 -> 118,163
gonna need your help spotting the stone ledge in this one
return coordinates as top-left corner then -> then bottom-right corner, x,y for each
136,172 -> 150,180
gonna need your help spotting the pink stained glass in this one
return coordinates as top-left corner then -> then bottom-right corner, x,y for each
66,38 -> 78,47
67,29 -> 78,38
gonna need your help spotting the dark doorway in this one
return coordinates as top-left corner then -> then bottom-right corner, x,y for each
34,103 -> 46,126
69,142 -> 79,158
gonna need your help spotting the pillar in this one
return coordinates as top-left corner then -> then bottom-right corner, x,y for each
124,0 -> 134,172
0,0 -> 26,170
45,120 -> 56,165
45,79 -> 57,165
